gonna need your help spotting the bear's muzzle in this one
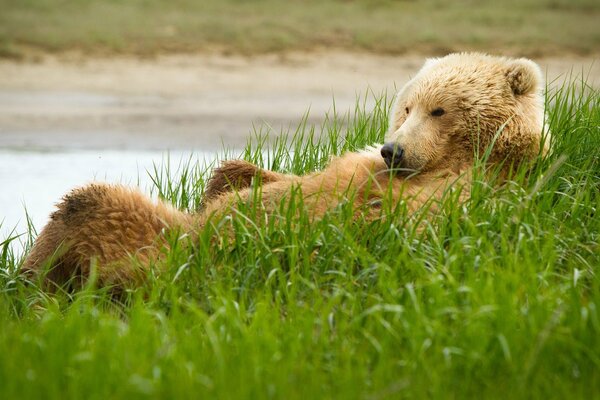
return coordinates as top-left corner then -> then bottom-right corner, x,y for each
381,142 -> 404,170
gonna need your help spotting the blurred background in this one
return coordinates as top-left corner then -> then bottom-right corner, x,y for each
0,0 -> 599,240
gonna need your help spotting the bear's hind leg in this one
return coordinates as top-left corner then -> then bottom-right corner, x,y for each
22,183 -> 189,290
21,210 -> 84,290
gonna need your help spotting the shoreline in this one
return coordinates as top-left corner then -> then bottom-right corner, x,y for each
1,51 -> 598,151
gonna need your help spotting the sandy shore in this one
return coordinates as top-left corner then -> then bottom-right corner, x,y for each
1,51 -> 598,242
0,51 -> 598,151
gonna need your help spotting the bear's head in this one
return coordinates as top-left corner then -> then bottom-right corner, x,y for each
382,53 -> 548,176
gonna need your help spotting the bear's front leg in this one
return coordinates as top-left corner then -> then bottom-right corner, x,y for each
202,160 -> 293,207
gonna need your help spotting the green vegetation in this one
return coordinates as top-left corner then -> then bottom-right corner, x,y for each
0,0 -> 599,58
1,79 -> 599,399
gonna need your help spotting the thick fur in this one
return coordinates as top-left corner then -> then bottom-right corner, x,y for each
22,185 -> 193,289
22,53 -> 549,289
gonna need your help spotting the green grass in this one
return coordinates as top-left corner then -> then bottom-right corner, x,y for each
1,79 -> 599,399
0,0 -> 599,58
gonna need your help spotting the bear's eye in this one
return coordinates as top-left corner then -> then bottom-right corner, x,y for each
405,107 -> 410,114
431,108 -> 445,117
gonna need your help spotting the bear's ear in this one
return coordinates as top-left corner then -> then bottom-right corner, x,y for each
422,57 -> 441,70
505,58 -> 542,96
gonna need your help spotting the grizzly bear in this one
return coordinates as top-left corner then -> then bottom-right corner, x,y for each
22,53 -> 549,289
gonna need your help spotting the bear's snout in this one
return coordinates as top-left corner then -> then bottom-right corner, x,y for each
381,142 -> 404,170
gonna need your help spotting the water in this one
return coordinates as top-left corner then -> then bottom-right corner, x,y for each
0,149 -> 217,253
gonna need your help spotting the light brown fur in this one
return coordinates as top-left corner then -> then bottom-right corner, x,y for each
22,53 -> 549,289
201,159 -> 293,207
23,184 -> 194,289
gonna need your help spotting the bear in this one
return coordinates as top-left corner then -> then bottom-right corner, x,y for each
21,52 -> 549,290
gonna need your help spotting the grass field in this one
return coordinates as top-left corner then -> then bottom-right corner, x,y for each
0,77 -> 598,398
0,0 -> 599,58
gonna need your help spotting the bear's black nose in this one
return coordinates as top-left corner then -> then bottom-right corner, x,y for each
381,142 -> 404,169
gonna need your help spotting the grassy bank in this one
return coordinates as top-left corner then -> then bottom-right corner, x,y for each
1,79 -> 599,398
0,0 -> 599,59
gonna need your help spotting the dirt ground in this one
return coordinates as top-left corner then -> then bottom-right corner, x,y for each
0,51 -> 598,151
